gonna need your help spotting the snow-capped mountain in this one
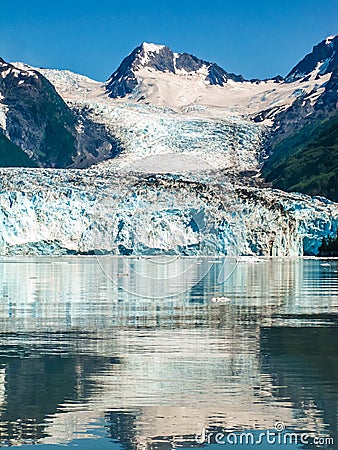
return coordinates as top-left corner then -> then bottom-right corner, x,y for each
0,59 -> 122,168
106,42 -> 245,99
0,58 -> 77,167
33,38 -> 336,181
260,35 -> 338,201
286,35 -> 338,82
32,38 -> 337,119
0,36 -> 337,256
102,40 -> 338,117
259,35 -> 338,128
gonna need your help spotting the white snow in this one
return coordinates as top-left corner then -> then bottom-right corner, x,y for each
21,57 -> 332,176
105,65 -> 332,115
0,105 -> 7,131
325,35 -> 336,45
142,42 -> 166,53
0,94 -> 7,131
10,63 -> 99,97
8,62 -> 39,79
319,51 -> 335,74
0,69 -> 11,78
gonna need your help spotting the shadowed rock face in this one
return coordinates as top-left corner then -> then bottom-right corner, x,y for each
143,45 -> 176,73
286,35 -> 338,81
0,59 -> 77,167
0,59 -> 124,168
316,66 -> 338,112
106,43 -> 245,98
105,47 -> 141,97
176,53 -> 203,72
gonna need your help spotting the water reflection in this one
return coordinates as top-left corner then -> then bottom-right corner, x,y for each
0,257 -> 337,448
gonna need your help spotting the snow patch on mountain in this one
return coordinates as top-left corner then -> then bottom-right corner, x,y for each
0,94 -> 7,131
12,62 -> 105,101
1,61 -> 38,80
142,42 -> 165,52
122,68 -> 332,112
325,35 -> 336,45
286,35 -> 338,82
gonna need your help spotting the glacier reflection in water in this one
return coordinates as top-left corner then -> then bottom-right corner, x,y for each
0,257 -> 337,448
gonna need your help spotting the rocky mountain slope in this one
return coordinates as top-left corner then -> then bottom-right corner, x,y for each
0,58 -> 76,167
286,35 -> 338,81
0,59 -> 122,168
262,36 -> 338,200
255,36 -> 338,133
0,132 -> 35,167
263,111 -> 338,201
106,42 -> 245,99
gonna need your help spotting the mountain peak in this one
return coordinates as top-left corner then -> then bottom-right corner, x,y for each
286,34 -> 338,82
140,42 -> 166,53
106,43 -> 245,99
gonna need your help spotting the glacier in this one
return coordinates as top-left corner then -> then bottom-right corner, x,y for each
0,167 -> 337,256
1,51 -> 337,257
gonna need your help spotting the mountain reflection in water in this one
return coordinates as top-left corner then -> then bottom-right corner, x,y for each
0,257 -> 337,448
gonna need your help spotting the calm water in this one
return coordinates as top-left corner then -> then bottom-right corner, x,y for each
0,257 -> 337,449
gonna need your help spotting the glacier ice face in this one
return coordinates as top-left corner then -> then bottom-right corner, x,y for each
0,168 -> 337,257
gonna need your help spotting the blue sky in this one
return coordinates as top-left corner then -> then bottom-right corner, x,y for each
1,0 -> 337,81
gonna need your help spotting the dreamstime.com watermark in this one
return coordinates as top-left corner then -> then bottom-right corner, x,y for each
195,422 -> 335,447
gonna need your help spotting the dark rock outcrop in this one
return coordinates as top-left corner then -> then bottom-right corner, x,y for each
0,58 -> 123,168
0,59 -> 77,167
286,35 -> 338,81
